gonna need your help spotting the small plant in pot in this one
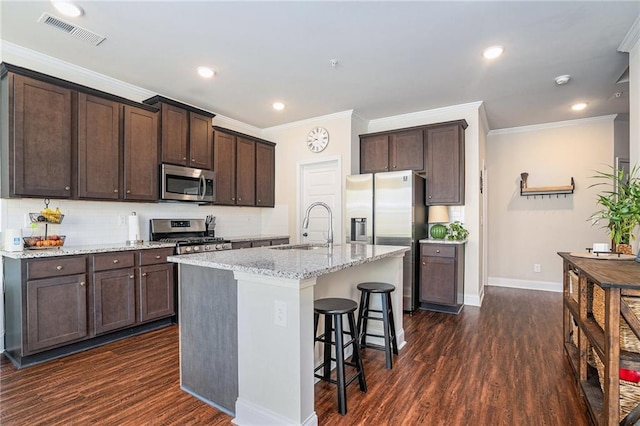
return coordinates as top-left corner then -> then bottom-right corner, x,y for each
589,164 -> 640,254
446,221 -> 469,241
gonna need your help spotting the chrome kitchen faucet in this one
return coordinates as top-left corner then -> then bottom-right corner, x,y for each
302,202 -> 333,247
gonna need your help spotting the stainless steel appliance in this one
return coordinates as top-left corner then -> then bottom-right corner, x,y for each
345,170 -> 427,311
160,164 -> 215,203
150,218 -> 231,254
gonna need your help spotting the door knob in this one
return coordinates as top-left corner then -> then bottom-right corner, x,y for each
302,232 -> 308,237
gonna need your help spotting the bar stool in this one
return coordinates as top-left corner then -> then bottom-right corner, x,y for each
356,282 -> 398,369
314,297 -> 367,415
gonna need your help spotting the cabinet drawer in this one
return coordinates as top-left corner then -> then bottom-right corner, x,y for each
270,238 -> 290,247
92,252 -> 135,271
421,244 -> 456,258
27,256 -> 87,280
139,248 -> 174,266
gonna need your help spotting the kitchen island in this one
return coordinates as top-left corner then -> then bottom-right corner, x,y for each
168,243 -> 408,426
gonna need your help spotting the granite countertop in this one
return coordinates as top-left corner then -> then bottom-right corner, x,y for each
419,239 -> 468,245
1,241 -> 176,259
227,234 -> 290,243
168,243 -> 409,280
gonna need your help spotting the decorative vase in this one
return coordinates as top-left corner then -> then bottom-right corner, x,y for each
430,224 -> 447,239
615,243 -> 633,255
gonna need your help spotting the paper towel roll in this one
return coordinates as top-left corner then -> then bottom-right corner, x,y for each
4,228 -> 23,252
127,212 -> 141,245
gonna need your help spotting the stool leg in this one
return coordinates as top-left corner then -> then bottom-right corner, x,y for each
356,290 -> 367,345
360,291 -> 371,347
322,313 -> 333,380
334,314 -> 347,415
380,293 -> 393,369
347,311 -> 367,393
387,292 -> 398,355
314,312 -> 319,340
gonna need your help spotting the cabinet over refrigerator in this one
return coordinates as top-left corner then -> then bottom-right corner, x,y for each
345,170 -> 427,311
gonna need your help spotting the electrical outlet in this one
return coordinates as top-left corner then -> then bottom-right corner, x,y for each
119,215 -> 126,225
534,263 -> 541,273
274,300 -> 287,327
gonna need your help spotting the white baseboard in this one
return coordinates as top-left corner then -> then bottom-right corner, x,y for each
488,277 -> 562,292
233,398 -> 318,426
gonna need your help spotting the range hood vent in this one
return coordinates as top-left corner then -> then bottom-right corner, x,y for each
37,13 -> 106,46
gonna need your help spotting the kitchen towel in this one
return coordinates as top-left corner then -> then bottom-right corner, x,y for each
3,228 -> 23,252
127,212 -> 141,244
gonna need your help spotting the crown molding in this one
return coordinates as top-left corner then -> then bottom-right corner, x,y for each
488,114 -> 617,136
367,101 -> 482,133
262,110 -> 354,133
619,15 -> 640,53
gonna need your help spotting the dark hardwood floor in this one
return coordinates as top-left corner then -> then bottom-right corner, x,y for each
1,286 -> 590,425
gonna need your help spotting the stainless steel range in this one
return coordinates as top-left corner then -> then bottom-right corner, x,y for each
150,219 -> 232,254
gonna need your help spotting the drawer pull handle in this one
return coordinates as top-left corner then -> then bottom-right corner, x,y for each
422,262 -> 425,265
56,265 -> 63,270
129,275 -> 134,279
155,255 -> 161,259
113,259 -> 119,264
142,273 -> 147,277
113,189 -> 118,193
64,186 -> 70,191
436,250 -> 440,253
80,281 -> 85,286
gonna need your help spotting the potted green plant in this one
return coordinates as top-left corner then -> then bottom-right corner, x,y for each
446,221 -> 469,241
589,164 -> 640,254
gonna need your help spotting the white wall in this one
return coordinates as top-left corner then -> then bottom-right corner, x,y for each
486,116 -> 616,291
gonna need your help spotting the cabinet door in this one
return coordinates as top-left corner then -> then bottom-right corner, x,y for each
77,94 -> 121,199
360,134 -> 390,174
420,255 -> 456,305
390,129 -> 424,172
236,137 -> 256,206
26,274 -> 87,354
123,105 -> 159,201
213,131 -> 236,205
189,112 -> 213,170
138,263 -> 175,322
11,74 -> 72,198
255,142 -> 275,207
93,268 -> 136,335
426,124 -> 464,205
160,104 -> 188,166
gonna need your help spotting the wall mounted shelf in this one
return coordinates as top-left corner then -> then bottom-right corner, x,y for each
520,177 -> 574,198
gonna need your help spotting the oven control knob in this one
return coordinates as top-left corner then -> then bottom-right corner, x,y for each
215,244 -> 223,250
204,245 -> 211,251
193,246 -> 200,252
184,247 -> 192,253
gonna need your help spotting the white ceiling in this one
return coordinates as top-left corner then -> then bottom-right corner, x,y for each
1,1 -> 638,130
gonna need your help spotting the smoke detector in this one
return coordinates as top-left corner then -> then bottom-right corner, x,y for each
555,75 -> 571,85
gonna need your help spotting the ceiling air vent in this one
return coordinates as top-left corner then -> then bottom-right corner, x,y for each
37,13 -> 106,46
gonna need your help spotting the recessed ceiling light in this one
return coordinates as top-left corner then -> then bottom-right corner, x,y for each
197,66 -> 215,78
272,102 -> 285,111
51,1 -> 84,17
555,75 -> 571,85
571,103 -> 588,111
483,45 -> 504,59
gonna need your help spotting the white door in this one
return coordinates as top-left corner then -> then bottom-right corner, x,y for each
299,158 -> 342,245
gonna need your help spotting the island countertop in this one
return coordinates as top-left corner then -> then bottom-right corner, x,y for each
168,243 -> 409,280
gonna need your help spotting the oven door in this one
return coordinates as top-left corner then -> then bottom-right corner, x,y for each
161,164 -> 215,202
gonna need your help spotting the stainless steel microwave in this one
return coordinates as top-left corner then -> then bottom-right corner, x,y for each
160,164 -> 215,202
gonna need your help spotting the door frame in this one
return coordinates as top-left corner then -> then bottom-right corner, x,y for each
296,156 -> 342,244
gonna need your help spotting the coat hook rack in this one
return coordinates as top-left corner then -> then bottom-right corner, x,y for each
520,176 -> 574,198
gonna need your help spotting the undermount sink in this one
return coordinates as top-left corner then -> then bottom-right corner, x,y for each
269,243 -> 329,251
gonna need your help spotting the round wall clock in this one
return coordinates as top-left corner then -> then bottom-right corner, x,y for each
307,127 -> 329,153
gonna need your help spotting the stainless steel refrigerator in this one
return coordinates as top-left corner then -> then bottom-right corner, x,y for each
345,170 -> 427,311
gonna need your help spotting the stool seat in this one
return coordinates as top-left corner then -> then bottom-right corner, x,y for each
314,297 -> 366,416
357,282 -> 395,293
357,282 -> 398,369
314,298 -> 358,315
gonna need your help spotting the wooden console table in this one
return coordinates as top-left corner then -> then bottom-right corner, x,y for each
559,252 -> 640,425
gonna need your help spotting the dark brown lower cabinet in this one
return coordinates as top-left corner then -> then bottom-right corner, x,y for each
419,242 -> 465,314
26,273 -> 88,354
3,247 -> 176,368
93,268 -> 136,335
231,237 -> 290,249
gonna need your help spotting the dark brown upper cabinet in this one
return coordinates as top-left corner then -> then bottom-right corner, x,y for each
359,120 -> 466,206
2,73 -> 73,198
143,96 -> 215,170
123,105 -> 159,201
213,127 -> 276,207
